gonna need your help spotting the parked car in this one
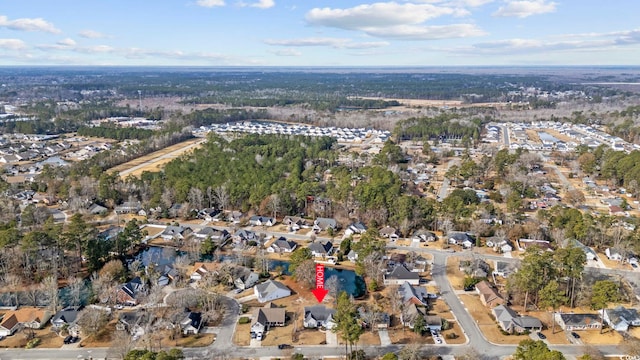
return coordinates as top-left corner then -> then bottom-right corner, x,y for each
278,344 -> 291,349
70,336 -> 80,344
571,332 -> 580,339
434,337 -> 443,344
63,335 -> 73,344
537,332 -> 546,340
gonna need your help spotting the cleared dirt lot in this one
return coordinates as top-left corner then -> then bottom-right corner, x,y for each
109,138 -> 204,178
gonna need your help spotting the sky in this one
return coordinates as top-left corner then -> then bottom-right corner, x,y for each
1,0 -> 639,67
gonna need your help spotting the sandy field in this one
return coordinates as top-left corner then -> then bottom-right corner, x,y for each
109,138 -> 204,178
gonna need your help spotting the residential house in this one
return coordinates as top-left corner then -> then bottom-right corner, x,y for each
254,279 -> 292,303
226,210 -> 243,223
115,201 -> 142,214
268,237 -> 297,253
380,226 -> 399,241
398,281 -> 429,305
283,216 -> 310,231
309,241 -> 334,258
492,305 -> 542,334
234,269 -> 260,290
345,222 -> 367,237
493,261 -> 517,278
251,303 -> 286,340
412,230 -> 436,242
517,239 -> 553,252
605,247 -> 624,262
346,250 -> 359,262
400,304 -> 427,329
160,226 -> 191,241
87,203 -> 108,215
180,311 -> 203,335
357,307 -> 390,329
303,305 -> 336,329
198,208 -> 220,221
193,227 -> 230,244
383,265 -> 420,286
117,310 -> 149,338
609,205 -> 625,216
190,262 -> 218,282
50,306 -> 82,335
425,316 -> 443,332
156,264 -> 179,287
485,238 -> 513,253
249,216 -> 276,227
117,277 -> 146,306
448,232 -> 474,248
604,306 -> 640,332
234,229 -> 257,243
0,307 -> 52,337
460,259 -> 490,278
554,313 -> 602,331
312,218 -> 338,233
475,280 -> 505,308
566,239 -> 597,261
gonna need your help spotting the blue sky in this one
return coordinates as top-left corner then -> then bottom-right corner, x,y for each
0,0 -> 639,66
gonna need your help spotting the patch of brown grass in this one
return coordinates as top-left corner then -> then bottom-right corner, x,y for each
0,327 -> 64,349
80,321 -> 117,348
446,256 -> 466,290
442,322 -> 466,344
295,329 -> 326,345
174,333 -> 215,347
233,322 -> 251,346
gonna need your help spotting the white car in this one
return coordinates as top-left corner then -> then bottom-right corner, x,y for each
434,337 -> 442,344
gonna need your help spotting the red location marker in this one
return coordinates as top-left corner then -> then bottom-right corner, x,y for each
311,263 -> 328,303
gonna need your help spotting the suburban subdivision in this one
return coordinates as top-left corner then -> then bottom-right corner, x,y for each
1,67 -> 640,360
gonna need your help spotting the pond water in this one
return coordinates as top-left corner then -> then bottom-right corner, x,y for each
538,131 -> 560,143
268,260 -> 366,298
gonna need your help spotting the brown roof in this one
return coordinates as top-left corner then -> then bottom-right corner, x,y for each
1,307 -> 49,328
476,280 -> 504,307
253,304 -> 286,325
0,314 -> 18,330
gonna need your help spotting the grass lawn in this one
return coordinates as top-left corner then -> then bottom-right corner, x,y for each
261,323 -> 294,346
446,256 -> 465,290
233,322 -> 251,346
578,327 -> 624,345
295,329 -> 326,345
0,328 -> 64,348
459,294 -> 529,345
174,334 -> 215,347
388,327 -> 434,345
80,321 -> 116,348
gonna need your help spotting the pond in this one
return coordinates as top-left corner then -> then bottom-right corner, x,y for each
138,247 -> 366,298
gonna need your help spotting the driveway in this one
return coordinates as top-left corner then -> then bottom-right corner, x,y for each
326,330 -> 338,346
378,329 -> 391,346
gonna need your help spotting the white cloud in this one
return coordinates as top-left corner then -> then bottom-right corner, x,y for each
364,23 -> 486,40
493,0 -> 556,18
0,39 -> 27,50
305,2 -> 482,41
264,37 -> 389,49
57,38 -> 76,47
269,49 -> 302,56
306,3 -> 467,30
79,30 -> 107,39
0,15 -> 61,33
250,0 -> 275,9
196,0 -> 226,8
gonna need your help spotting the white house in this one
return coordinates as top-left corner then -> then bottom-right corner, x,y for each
254,280 -> 292,303
604,306 -> 640,332
303,305 -> 336,329
605,248 -> 624,261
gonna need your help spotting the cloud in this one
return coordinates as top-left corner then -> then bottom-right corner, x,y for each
196,0 -> 226,7
57,38 -> 76,47
269,49 -> 302,56
451,29 -> 640,55
306,3 -> 467,29
79,30 -> 108,39
0,39 -> 27,50
247,0 -> 275,9
0,15 -> 60,33
493,0 -> 556,18
364,23 -> 486,40
264,37 -> 389,49
305,2 -> 483,41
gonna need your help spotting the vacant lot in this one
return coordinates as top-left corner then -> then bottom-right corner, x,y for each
109,138 -> 204,178
0,328 -> 64,348
234,322 -> 251,346
578,328 -> 624,345
446,256 -> 466,290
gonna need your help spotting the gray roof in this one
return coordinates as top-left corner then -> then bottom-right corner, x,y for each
399,281 -> 428,303
558,313 -> 601,326
386,265 -> 419,281
605,306 -> 640,325
273,238 -> 297,251
51,306 -> 81,325
304,305 -> 335,323
255,280 -> 290,299
309,241 -> 333,255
